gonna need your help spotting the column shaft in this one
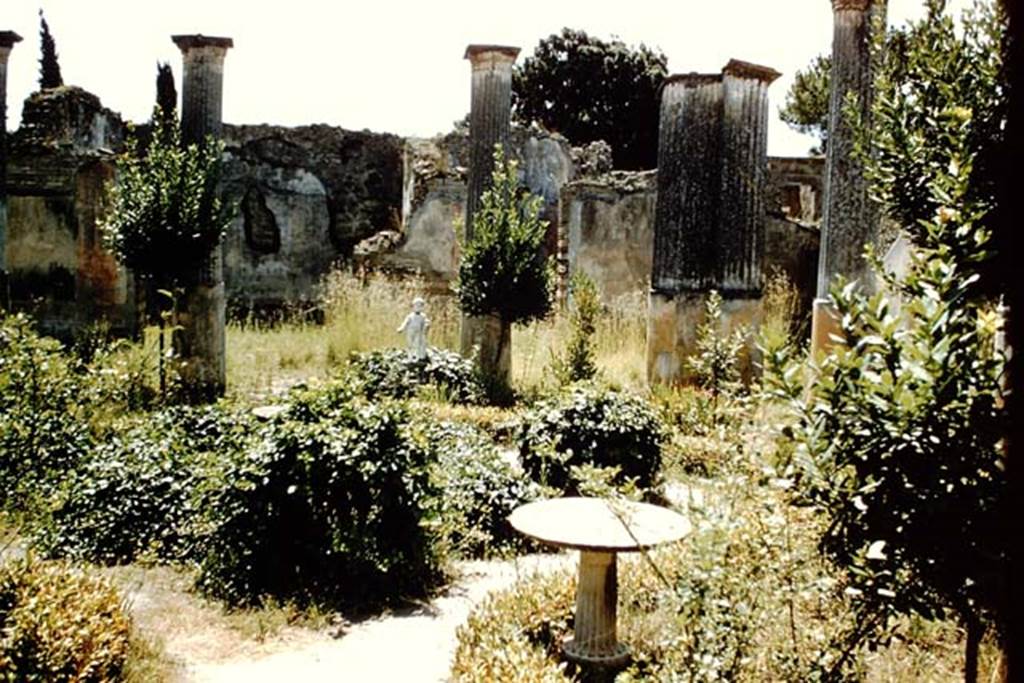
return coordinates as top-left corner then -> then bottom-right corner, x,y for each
172,34 -> 232,399
0,32 -> 22,308
464,45 -> 518,239
817,0 -> 882,297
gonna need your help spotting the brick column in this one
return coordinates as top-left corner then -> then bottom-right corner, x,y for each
172,34 -> 232,399
0,31 -> 22,310
812,0 -> 884,353
460,44 -> 519,384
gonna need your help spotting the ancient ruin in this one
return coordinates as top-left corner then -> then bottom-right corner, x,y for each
812,0 -> 884,352
171,34 -> 232,398
647,60 -> 781,384
459,45 -> 520,380
1,33 -> 826,387
0,31 -> 22,309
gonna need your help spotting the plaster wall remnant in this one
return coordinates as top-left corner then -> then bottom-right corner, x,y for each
172,33 -> 232,399
460,44 -> 519,378
5,86 -> 135,338
647,60 -> 780,385
812,0 -> 885,353
220,123 -> 403,310
1,30 -> 23,308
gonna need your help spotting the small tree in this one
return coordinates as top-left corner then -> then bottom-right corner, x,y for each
458,146 -> 552,389
553,271 -> 600,385
767,2 -> 1009,678
101,114 -> 233,399
513,28 -> 667,170
37,10 -> 62,90
779,54 -> 831,154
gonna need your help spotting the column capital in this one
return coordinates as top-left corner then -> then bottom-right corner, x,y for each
832,0 -> 872,11
172,34 -> 233,54
722,59 -> 781,84
464,44 -> 519,69
0,31 -> 22,49
663,72 -> 722,88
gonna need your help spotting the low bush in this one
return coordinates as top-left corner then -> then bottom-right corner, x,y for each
451,568 -> 575,682
0,315 -> 92,511
347,347 -> 483,404
0,558 -> 133,682
33,405 -> 254,564
426,421 -> 542,558
195,380 -> 443,608
518,383 -> 664,495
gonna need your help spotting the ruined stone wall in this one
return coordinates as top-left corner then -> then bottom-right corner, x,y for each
220,124 -> 403,309
5,87 -> 135,338
363,124 -> 574,283
560,158 -> 822,307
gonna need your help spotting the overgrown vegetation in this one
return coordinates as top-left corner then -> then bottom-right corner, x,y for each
0,558 -> 132,682
195,380 -> 443,608
766,1 -> 1009,677
518,383 -> 664,496
551,271 -> 600,385
347,346 -> 483,404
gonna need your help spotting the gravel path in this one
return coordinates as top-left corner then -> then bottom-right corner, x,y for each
120,554 -> 572,683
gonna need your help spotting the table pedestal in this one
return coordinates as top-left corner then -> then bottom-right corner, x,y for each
563,550 -> 630,666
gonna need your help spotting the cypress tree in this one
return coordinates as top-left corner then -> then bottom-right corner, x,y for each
38,10 -> 63,89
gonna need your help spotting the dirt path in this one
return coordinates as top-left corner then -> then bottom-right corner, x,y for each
114,554 -> 572,683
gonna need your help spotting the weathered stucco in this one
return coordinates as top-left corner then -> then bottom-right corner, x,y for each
562,171 -> 656,299
5,87 -> 135,337
647,291 -> 763,385
220,123 -> 403,309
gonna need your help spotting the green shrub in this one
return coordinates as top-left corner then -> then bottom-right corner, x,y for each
33,405 -> 253,564
0,558 -> 132,682
347,347 -> 483,404
426,421 -> 542,558
518,383 -> 664,495
0,315 -> 92,511
195,380 -> 443,608
551,271 -> 600,385
686,291 -> 746,399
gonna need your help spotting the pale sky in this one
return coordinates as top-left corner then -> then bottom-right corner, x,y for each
4,0 -> 971,157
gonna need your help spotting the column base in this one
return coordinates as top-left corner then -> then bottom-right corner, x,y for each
810,297 -> 842,356
563,637 -> 630,667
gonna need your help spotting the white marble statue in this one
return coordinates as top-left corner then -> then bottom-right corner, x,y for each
398,297 -> 430,359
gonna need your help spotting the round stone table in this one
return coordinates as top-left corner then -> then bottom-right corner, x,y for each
509,497 -> 691,667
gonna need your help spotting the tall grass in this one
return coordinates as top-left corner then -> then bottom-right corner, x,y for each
225,270 -> 650,401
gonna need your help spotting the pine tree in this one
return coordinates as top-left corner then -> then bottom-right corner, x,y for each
38,10 -> 63,90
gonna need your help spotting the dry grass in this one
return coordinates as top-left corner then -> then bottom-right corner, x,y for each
224,270 -> 650,402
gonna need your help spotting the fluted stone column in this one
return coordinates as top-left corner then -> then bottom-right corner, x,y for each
0,31 -> 22,310
647,60 -> 779,385
651,74 -> 723,295
719,60 -> 780,293
812,0 -> 883,353
460,44 -> 518,384
172,34 -> 232,399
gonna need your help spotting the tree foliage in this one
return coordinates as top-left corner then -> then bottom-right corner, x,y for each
37,10 -> 63,90
779,54 -> 831,154
100,114 -> 233,288
512,28 -> 667,170
766,1 -> 1008,675
457,146 -> 552,326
